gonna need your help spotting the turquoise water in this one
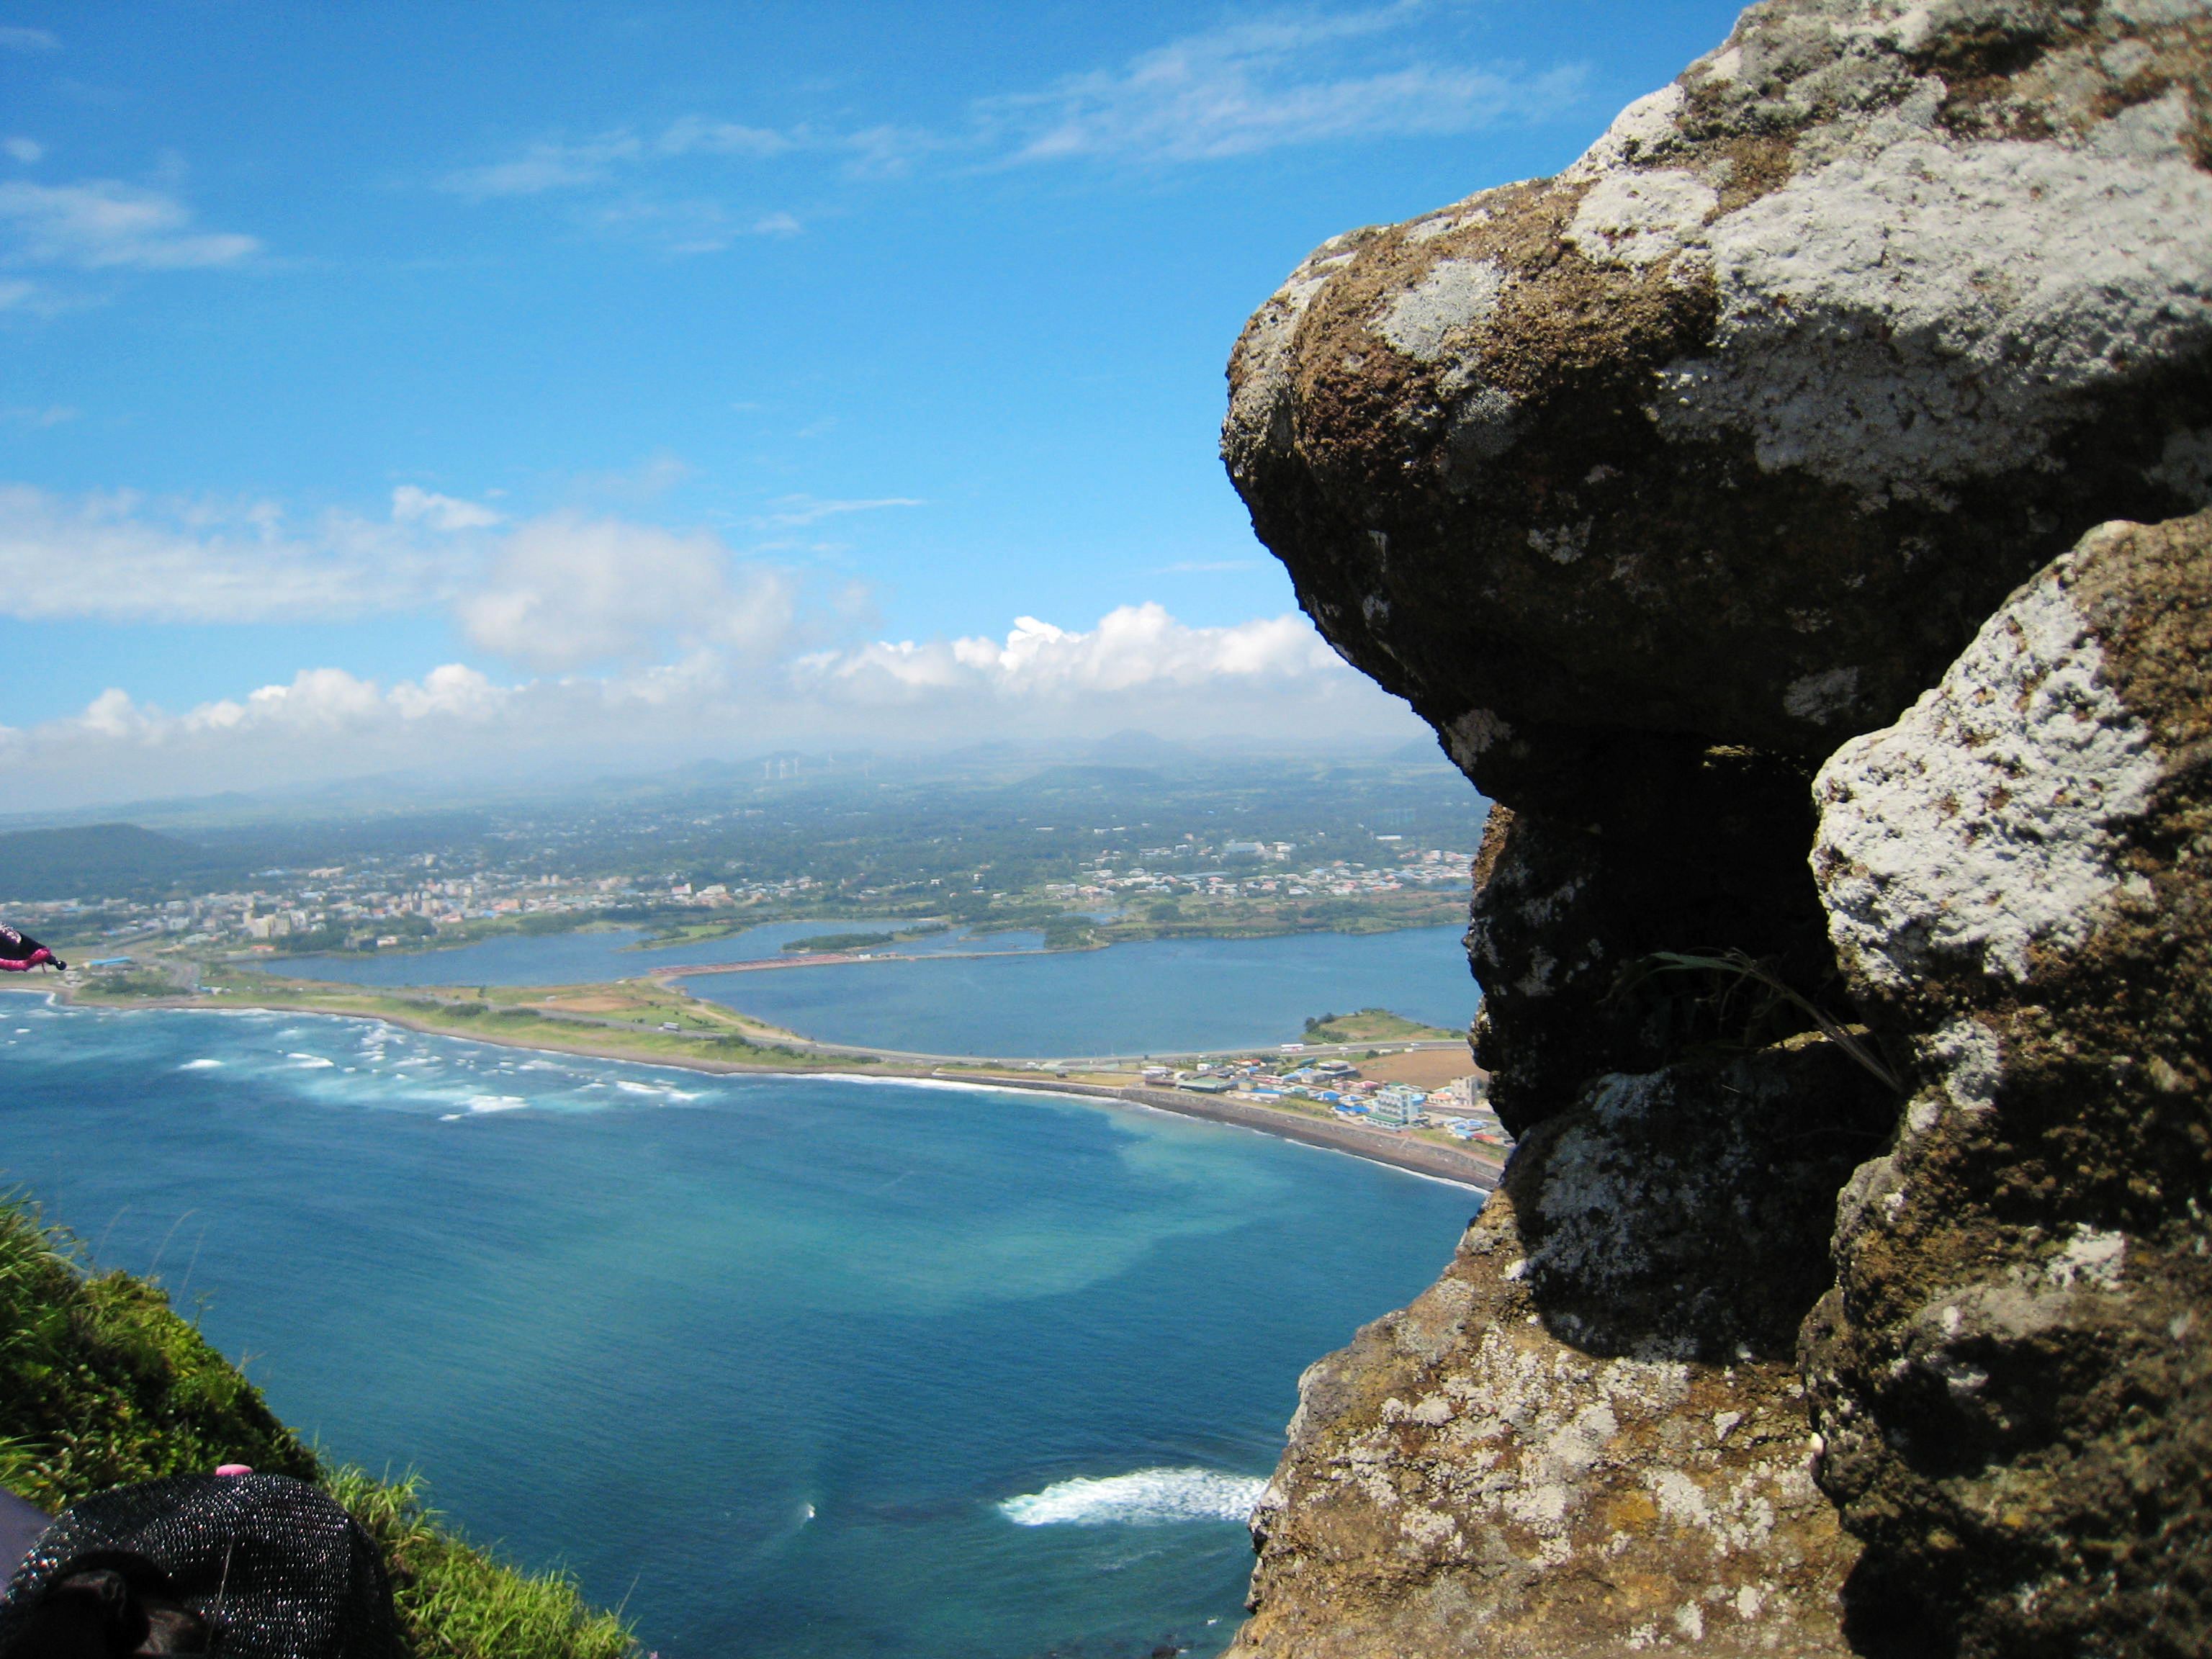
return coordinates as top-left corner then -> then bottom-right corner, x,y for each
273,925 -> 1479,1058
0,994 -> 1477,1658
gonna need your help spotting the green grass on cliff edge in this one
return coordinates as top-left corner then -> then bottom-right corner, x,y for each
0,1195 -> 634,1659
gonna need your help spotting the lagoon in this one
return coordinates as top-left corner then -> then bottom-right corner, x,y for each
269,923 -> 1480,1058
267,918 -> 1037,989
0,996 -> 1474,1659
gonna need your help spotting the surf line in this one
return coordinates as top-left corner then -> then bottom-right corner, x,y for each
42,993 -> 1501,1190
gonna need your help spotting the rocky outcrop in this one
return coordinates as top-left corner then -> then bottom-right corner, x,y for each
1228,1044 -> 1890,1659
1225,0 -> 2212,762
1219,0 -> 2212,1654
1804,510 -> 2212,1655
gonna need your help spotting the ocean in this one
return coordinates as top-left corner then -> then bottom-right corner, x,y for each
269,923 -> 1479,1058
0,994 -> 1477,1658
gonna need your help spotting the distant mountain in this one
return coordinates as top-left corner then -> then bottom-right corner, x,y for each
0,823 -> 224,901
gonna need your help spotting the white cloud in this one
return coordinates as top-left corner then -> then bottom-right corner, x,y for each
427,4 -> 1581,250
457,513 -> 796,672
569,454 -> 694,502
752,494 -> 924,529
656,117 -> 793,160
439,132 -> 644,199
0,485 -> 437,622
982,6 -> 1586,164
0,27 -> 57,51
0,478 -> 1423,805
391,485 -> 503,531
4,138 -> 42,164
583,195 -> 804,255
0,403 -> 75,426
802,604 -> 1342,703
0,485 -> 809,657
0,179 -> 258,269
0,600 -> 1421,808
441,117 -> 795,199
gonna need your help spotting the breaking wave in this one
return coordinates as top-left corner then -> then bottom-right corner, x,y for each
998,1467 -> 1267,1528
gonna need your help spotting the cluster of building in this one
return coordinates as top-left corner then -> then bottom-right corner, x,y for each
4,862 -> 824,951
1043,845 -> 1473,907
1146,1058 -> 1511,1146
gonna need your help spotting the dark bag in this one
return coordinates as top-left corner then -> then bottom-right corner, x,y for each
0,1475 -> 400,1659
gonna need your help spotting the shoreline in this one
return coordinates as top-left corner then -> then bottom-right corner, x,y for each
13,984 -> 1502,1190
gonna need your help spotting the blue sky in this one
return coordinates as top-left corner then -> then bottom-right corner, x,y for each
1,0 -> 1743,806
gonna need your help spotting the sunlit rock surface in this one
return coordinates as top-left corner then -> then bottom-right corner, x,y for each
1219,0 -> 2212,1653
1804,509 -> 2212,1655
1223,0 -> 2212,758
1226,1044 -> 1890,1658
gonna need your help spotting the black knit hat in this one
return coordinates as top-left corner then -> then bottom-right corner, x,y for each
0,1475 -> 400,1659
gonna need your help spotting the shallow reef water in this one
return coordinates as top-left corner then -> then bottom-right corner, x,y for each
0,994 -> 1475,1658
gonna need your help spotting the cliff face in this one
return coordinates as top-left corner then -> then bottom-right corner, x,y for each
1220,2 -> 2211,1654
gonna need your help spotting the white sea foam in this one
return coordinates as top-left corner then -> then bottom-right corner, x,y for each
289,1054 -> 336,1069
616,1081 -> 669,1096
179,1058 -> 222,1070
463,1094 -> 527,1115
998,1467 -> 1267,1528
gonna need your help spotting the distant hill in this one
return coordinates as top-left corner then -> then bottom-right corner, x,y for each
0,822 -> 222,901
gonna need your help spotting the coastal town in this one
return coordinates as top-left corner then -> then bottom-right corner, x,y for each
1,841 -> 1476,957
1149,1058 -> 1507,1150
0,754 -> 1487,963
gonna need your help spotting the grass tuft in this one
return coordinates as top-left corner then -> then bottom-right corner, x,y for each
325,1467 -> 634,1659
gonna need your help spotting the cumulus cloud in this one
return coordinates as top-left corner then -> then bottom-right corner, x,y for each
457,513 -> 797,671
981,7 -> 1586,164
0,479 -> 1423,806
0,601 -> 1421,807
0,179 -> 259,269
801,604 -> 1342,703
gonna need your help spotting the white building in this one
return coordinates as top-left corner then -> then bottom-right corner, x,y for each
1369,1084 -> 1426,1129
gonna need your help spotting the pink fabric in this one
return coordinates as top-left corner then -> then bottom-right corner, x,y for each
215,1465 -> 253,1478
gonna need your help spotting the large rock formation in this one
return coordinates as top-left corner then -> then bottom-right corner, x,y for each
1219,0 -> 2212,1653
1225,0 -> 2212,760
1805,509 -> 2212,1653
1227,1045 -> 1890,1658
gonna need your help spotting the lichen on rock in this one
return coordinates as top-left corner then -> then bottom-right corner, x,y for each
1223,0 -> 2212,755
1228,1184 -> 1859,1659
1804,509 -> 2212,1655
1216,0 -> 2212,1654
